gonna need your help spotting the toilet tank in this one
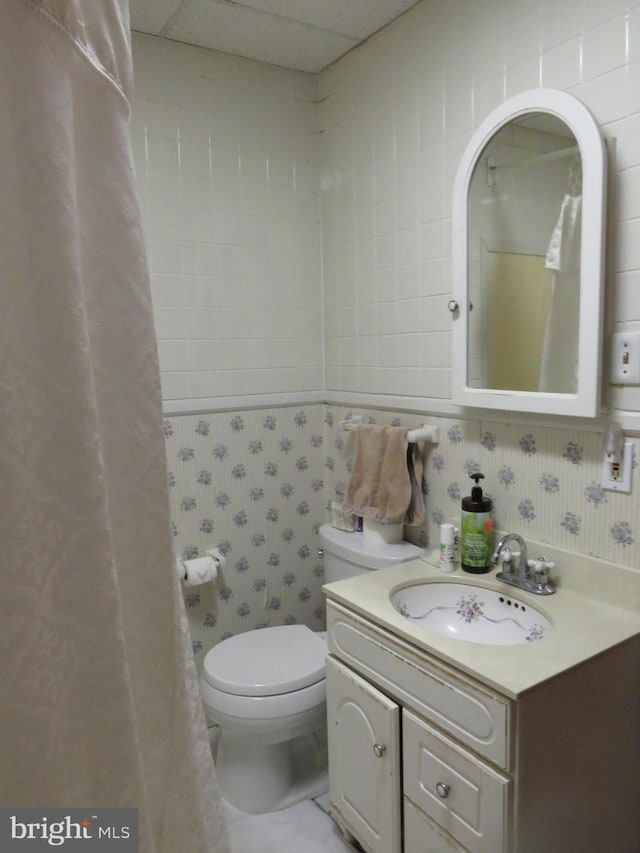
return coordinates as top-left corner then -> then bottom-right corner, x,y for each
319,523 -> 424,584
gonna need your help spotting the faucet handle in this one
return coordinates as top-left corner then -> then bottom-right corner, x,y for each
498,547 -> 520,574
527,557 -> 555,585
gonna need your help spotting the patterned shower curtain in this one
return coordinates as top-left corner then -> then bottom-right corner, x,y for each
0,2 -> 230,850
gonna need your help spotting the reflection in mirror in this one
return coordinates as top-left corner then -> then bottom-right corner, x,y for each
468,114 -> 581,394
451,89 -> 606,418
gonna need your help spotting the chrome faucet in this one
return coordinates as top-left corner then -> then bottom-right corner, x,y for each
491,533 -> 556,595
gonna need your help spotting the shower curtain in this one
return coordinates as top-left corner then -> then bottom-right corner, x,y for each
0,2 -> 230,851
538,193 -> 582,394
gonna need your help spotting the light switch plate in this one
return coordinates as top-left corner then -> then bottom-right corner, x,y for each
610,332 -> 640,384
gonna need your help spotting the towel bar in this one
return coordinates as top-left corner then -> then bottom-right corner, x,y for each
339,420 -> 439,444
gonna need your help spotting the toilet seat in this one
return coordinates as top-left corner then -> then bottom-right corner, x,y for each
200,625 -> 328,725
201,676 -> 327,724
202,624 -> 327,697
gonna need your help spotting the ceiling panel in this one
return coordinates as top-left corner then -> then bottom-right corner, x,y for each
129,0 -> 183,35
164,0 -> 358,73
228,0 -> 423,40
129,0 -> 424,72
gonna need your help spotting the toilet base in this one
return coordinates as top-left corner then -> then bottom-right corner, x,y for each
212,727 -> 328,815
274,729 -> 328,812
217,733 -> 292,814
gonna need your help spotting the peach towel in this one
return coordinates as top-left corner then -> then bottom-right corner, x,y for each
344,425 -> 425,526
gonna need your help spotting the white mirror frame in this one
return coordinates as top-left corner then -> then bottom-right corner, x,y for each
451,89 -> 606,417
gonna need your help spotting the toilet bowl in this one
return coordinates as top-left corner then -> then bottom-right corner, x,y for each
200,624 -> 328,814
200,525 -> 425,814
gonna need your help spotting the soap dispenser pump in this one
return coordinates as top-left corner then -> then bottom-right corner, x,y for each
460,473 -> 493,574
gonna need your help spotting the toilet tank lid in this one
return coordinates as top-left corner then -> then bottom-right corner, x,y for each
319,523 -> 424,569
201,625 -> 327,697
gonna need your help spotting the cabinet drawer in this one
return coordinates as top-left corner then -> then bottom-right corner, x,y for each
327,602 -> 511,768
404,798 -> 466,853
403,709 -> 510,853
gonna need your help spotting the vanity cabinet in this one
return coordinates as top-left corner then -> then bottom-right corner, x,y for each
325,599 -> 640,853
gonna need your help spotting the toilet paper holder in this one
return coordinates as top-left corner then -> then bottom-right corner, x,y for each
176,547 -> 227,586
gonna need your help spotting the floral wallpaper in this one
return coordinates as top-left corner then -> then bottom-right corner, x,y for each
325,407 -> 638,562
164,405 -> 326,665
165,402 -> 638,667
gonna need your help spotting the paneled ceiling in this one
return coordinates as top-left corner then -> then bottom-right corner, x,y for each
129,0 -> 423,73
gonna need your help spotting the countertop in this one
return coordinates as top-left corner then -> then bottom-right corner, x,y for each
322,535 -> 640,699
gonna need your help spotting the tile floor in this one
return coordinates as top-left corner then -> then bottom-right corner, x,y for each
224,794 -> 360,852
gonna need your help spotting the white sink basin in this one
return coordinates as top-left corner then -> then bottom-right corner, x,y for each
390,582 -> 552,645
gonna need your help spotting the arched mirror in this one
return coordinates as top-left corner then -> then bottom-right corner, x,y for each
451,89 -> 606,417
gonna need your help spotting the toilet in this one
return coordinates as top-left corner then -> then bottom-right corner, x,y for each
200,522 -> 424,814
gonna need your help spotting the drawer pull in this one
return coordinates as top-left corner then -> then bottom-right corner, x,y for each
373,743 -> 386,758
436,782 -> 450,799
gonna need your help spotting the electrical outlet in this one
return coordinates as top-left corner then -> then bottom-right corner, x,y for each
602,440 -> 634,494
610,332 -> 640,384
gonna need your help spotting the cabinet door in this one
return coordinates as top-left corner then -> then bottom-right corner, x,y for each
326,655 -> 401,853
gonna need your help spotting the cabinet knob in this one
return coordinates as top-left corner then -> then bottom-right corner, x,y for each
436,782 -> 450,799
447,299 -> 459,313
373,743 -> 386,758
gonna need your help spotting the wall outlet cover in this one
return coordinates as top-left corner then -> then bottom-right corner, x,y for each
602,440 -> 634,494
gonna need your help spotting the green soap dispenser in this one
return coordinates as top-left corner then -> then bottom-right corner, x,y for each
461,473 -> 493,574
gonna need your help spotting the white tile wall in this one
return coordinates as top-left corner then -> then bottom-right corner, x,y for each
318,0 -> 640,412
130,34 -> 323,402
130,1 -> 640,417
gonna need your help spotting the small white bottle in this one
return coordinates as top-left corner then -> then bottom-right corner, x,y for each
439,523 -> 457,573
